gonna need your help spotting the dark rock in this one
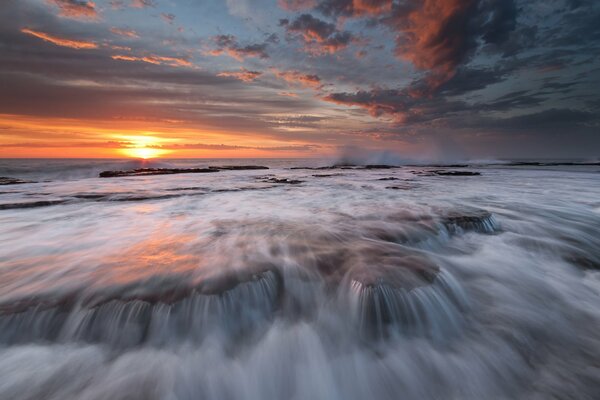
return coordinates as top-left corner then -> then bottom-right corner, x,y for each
262,177 -> 303,184
312,174 -> 341,177
99,166 -> 269,178
386,185 -> 414,190
72,193 -> 109,199
504,161 -> 600,166
378,177 -> 399,181
0,177 -> 34,185
339,243 -> 465,339
99,168 -> 218,178
364,164 -> 397,169
425,164 -> 469,168
290,166 -> 336,170
432,170 -> 481,176
442,209 -> 499,234
0,268 -> 282,347
216,165 -> 269,170
0,200 -> 67,210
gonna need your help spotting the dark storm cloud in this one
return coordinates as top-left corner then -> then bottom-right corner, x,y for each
280,14 -> 356,54
382,0 -> 517,85
490,108 -> 598,131
316,0 -> 392,17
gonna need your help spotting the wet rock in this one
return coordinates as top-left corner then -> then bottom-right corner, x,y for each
339,243 -> 466,340
504,161 -> 600,166
442,209 -> 499,234
100,168 -> 218,178
99,166 -> 269,178
0,200 -> 67,210
72,193 -> 109,200
262,177 -> 303,184
290,166 -> 336,170
291,164 -> 400,171
168,186 -> 208,191
0,177 -> 34,185
216,165 -> 269,170
348,270 -> 466,340
432,170 -> 481,176
364,165 -> 397,169
0,268 -> 282,347
417,164 -> 469,168
386,184 -> 414,190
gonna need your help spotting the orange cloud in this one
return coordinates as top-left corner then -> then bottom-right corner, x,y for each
0,114 -> 325,159
46,0 -> 99,20
280,14 -> 355,55
109,27 -> 139,38
131,0 -> 155,8
111,54 -> 192,67
353,0 -> 392,15
278,0 -> 316,11
21,28 -> 98,49
390,0 -> 475,85
206,35 -> 269,61
278,91 -> 299,97
272,69 -> 322,89
218,68 -> 262,82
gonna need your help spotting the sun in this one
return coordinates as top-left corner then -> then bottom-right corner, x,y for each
123,147 -> 167,159
117,135 -> 171,159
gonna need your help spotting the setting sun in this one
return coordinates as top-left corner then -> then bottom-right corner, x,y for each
122,147 -> 167,159
117,135 -> 171,159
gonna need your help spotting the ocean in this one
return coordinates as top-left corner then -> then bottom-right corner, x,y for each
0,158 -> 599,399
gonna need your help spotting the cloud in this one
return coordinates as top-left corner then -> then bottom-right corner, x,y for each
272,69 -> 322,89
324,88 -> 415,119
0,141 -> 320,152
109,27 -> 139,38
45,0 -> 99,20
317,0 -> 392,16
21,28 -> 98,49
384,0 -> 517,86
218,68 -> 262,82
207,35 -> 269,61
111,54 -> 192,67
160,13 -> 176,24
278,0 -> 316,11
109,0 -> 125,10
152,143 -> 321,151
130,0 -> 155,8
280,14 -> 355,54
486,108 -> 598,131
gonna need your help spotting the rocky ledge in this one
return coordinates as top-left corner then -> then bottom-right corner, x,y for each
0,177 -> 35,185
99,165 -> 269,178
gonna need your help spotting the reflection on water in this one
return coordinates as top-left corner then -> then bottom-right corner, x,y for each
0,160 -> 599,399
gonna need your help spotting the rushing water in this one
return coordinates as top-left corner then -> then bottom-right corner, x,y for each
0,159 -> 599,400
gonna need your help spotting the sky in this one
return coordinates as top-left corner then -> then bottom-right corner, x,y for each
0,0 -> 598,159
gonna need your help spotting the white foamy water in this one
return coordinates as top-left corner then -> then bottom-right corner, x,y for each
0,159 -> 599,400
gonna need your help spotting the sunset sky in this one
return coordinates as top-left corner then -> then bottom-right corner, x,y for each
0,0 -> 598,159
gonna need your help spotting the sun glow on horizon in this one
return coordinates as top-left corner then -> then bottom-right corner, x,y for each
118,135 -> 171,159
121,147 -> 168,159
